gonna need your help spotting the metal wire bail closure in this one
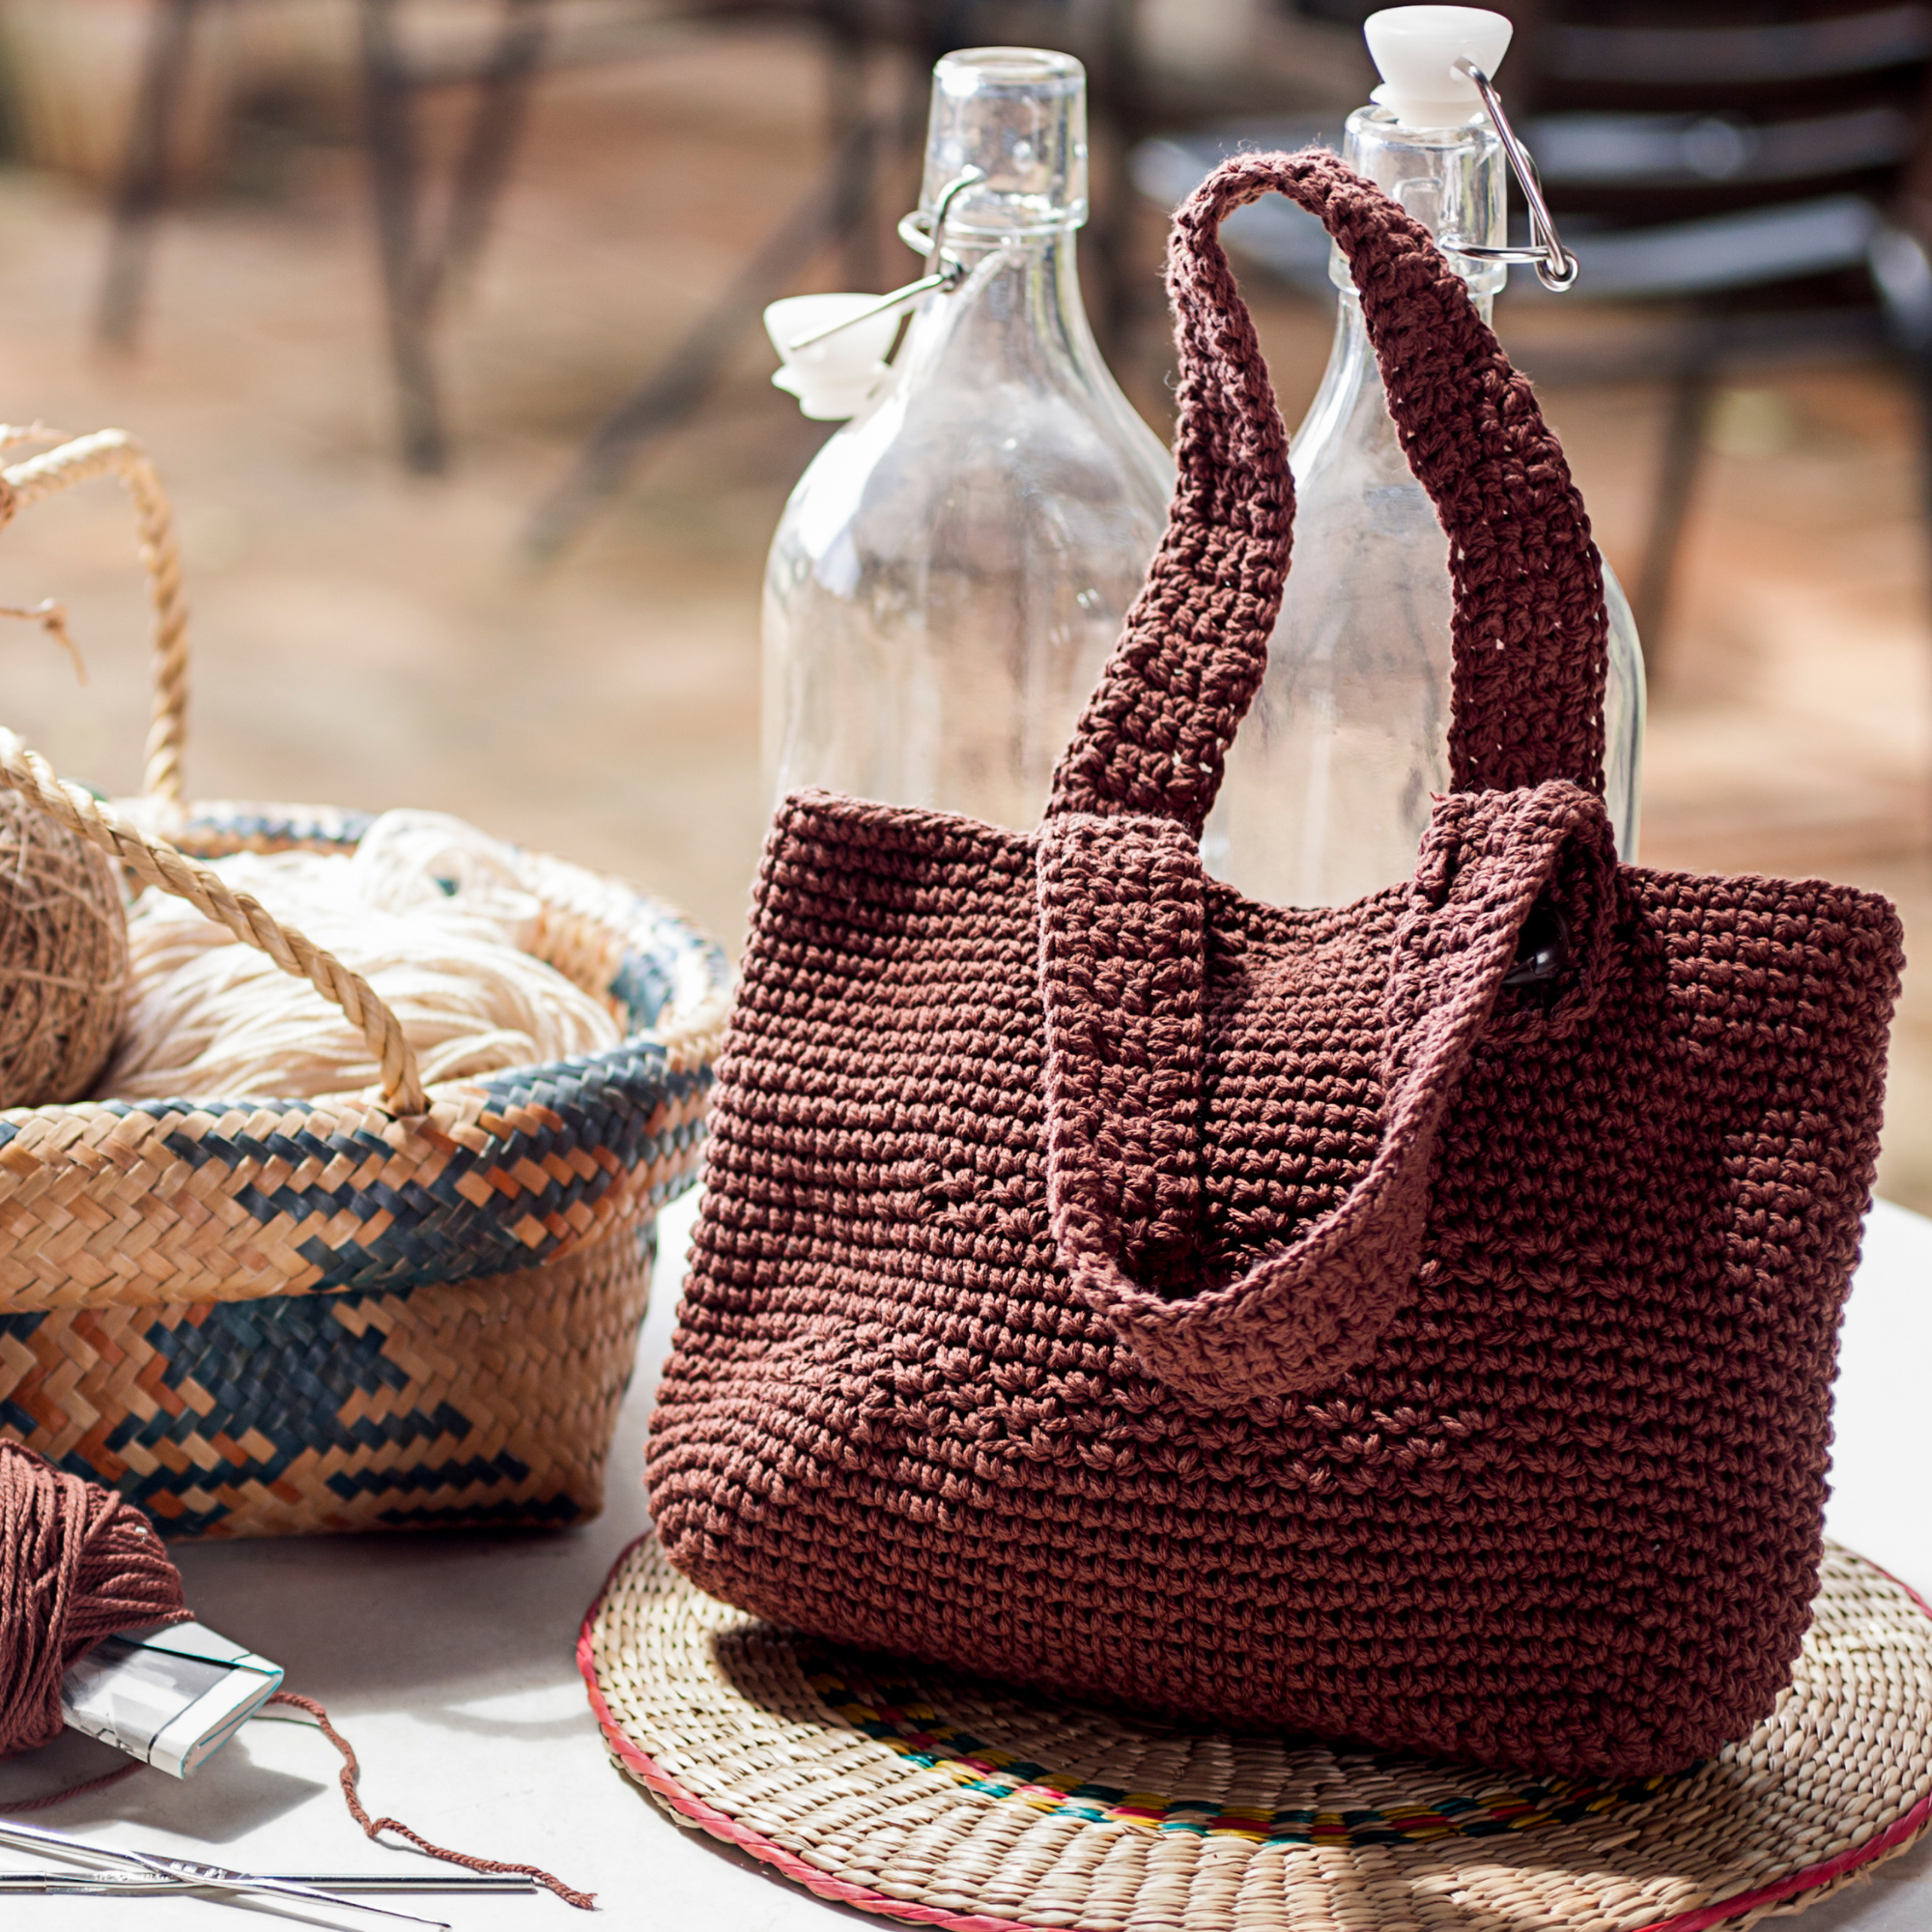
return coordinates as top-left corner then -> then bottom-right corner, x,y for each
1445,57 -> 1578,294
784,170 -> 984,354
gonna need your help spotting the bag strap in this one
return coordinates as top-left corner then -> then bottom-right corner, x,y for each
1037,781 -> 1617,1407
1046,149 -> 1610,834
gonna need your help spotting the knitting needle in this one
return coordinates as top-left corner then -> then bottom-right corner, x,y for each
0,1869 -> 535,1891
0,1818 -> 448,1926
108,1850 -> 455,1926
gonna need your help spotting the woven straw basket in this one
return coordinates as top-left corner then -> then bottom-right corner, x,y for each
0,428 -> 730,1537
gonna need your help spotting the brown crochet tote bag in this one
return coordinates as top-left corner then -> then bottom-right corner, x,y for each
649,151 -> 1906,1781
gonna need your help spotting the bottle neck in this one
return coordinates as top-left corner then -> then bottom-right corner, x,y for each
1333,103 -> 1505,298
899,225 -> 1106,386
1298,104 -> 1502,474
920,47 -> 1090,242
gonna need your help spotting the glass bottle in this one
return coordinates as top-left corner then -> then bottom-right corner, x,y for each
762,47 -> 1173,830
1204,62 -> 1646,904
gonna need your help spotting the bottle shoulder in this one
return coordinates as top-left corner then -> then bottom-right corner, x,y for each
774,376 -> 1171,559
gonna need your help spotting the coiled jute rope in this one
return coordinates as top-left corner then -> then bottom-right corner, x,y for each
0,790 -> 128,1108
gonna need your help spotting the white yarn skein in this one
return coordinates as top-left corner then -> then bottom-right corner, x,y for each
97,810 -> 623,1104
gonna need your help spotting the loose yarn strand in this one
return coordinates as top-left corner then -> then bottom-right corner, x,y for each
268,1692 -> 595,1910
0,1449 -> 593,1908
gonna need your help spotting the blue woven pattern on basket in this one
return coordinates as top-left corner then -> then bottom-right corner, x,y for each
611,950 -> 674,1032
0,1216 -> 657,1536
204,805 -> 379,848
0,1295 -> 543,1537
154,1295 -> 525,1531
0,1048 -> 707,1295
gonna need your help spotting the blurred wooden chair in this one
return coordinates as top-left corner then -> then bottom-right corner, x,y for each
520,0 -> 916,557
522,0 -> 1373,557
522,0 -> 1097,559
97,0 -> 899,479
1512,1 -> 1932,656
99,0 -> 564,474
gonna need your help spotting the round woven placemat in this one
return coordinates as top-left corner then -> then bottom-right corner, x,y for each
579,1539 -> 1932,1932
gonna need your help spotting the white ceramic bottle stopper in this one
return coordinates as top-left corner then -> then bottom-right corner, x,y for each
764,295 -> 900,422
1364,5 -> 1513,128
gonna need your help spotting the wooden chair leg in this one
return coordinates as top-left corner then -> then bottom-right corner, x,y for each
521,116 -> 887,563
1084,0 -> 1147,363
821,0 -> 878,294
97,0 -> 205,354
1895,340 -> 1932,716
423,0 -> 554,317
358,0 -> 445,474
1866,221 -> 1932,601
1632,347 -> 1719,676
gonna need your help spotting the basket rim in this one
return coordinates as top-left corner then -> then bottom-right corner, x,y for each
0,800 -> 727,1313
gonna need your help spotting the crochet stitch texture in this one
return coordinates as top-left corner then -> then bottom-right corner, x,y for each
648,152 -> 1905,1778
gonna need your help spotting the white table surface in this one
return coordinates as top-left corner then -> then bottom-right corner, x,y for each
3,1190 -> 1927,1931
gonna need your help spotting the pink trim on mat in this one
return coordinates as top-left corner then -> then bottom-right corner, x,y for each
1629,1557 -> 1932,1932
1634,1789 -> 1930,1932
576,1538 -> 1034,1932
578,1539 -> 1932,1932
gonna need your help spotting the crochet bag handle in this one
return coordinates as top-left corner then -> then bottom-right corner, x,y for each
1038,778 -> 1618,1408
1047,149 -> 1609,832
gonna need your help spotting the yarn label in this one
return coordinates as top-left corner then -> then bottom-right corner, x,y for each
61,1622 -> 283,1779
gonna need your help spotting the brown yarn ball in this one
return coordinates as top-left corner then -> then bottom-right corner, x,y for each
0,791 -> 128,1108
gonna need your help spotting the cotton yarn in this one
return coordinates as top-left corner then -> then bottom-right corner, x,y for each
0,794 -> 128,1110
98,810 -> 622,1104
0,1440 -> 186,1762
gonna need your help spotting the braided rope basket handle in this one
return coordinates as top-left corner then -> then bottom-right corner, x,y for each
0,429 -> 190,808
0,429 -> 425,1114
0,731 -> 427,1116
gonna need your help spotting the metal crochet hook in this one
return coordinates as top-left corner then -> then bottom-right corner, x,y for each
784,168 -> 986,352
1442,57 -> 1577,292
0,1868 -> 534,1893
0,1816 -> 451,1926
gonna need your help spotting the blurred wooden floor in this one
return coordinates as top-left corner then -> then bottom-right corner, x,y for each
0,27 -> 1924,1207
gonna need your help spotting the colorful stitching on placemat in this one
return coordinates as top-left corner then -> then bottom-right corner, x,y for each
805,1659 -> 1696,1845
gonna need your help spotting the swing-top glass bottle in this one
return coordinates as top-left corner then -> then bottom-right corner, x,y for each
761,48 -> 1173,831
